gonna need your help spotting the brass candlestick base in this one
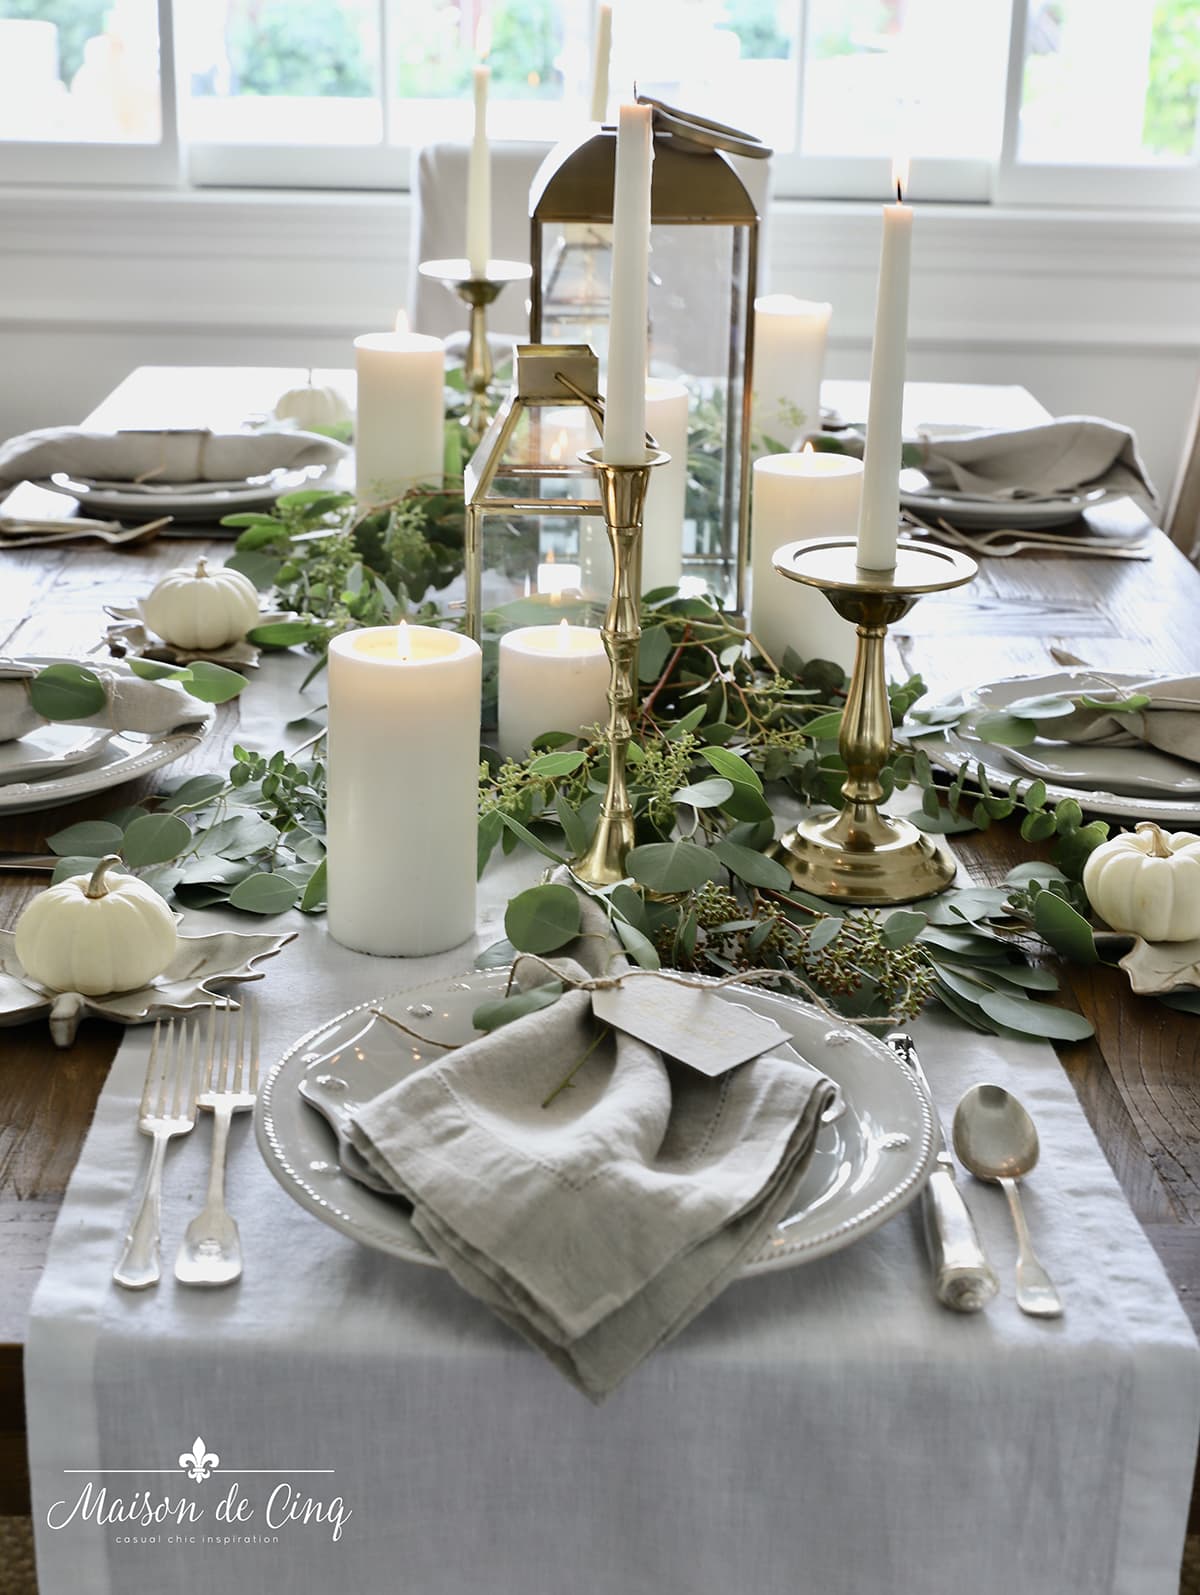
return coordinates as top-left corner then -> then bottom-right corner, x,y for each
771,537 -> 978,905
419,258 -> 533,447
573,445 -> 670,887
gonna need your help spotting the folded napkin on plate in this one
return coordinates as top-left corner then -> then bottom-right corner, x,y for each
0,660 -> 204,744
0,427 -> 345,488
914,416 -> 1155,504
1033,676 -> 1200,766
347,888 -> 836,1401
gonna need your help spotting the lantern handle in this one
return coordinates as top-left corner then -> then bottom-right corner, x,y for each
553,372 -> 660,454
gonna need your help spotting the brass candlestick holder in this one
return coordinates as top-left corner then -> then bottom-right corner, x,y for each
419,258 -> 533,447
573,445 -> 670,886
771,536 -> 978,905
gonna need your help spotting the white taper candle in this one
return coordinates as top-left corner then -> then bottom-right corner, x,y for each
590,3 -> 613,122
856,156 -> 913,571
467,65 -> 491,277
603,103 -> 653,465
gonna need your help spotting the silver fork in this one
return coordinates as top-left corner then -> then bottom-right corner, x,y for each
114,1018 -> 202,1291
175,1001 -> 259,1287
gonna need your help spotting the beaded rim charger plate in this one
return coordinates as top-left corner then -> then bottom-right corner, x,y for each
255,970 -> 937,1277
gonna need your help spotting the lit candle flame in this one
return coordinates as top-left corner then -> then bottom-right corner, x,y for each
802,440 -> 815,455
397,619 -> 410,660
475,14 -> 493,58
549,428 -> 569,463
393,308 -> 410,334
557,617 -> 570,652
891,153 -> 910,204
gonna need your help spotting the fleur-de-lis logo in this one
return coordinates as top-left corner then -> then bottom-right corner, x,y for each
178,1437 -> 219,1482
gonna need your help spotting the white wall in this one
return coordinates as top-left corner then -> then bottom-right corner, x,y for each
2,186 -> 1198,506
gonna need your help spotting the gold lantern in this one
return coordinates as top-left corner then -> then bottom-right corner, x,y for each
529,96 -> 768,614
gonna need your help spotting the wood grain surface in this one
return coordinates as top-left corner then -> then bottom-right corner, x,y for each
2,372 -> 1198,1522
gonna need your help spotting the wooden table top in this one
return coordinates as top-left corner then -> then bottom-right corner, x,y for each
2,370 -> 1198,1518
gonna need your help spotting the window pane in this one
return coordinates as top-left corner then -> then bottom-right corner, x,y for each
390,0 -> 592,145
802,0 -> 1008,158
177,0 -> 381,145
0,0 -> 160,142
1019,0 -> 1200,165
613,0 -> 799,153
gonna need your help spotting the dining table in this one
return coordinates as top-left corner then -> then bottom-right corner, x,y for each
2,367 -> 1199,1592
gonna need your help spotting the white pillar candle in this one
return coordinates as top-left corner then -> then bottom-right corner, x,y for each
353,328 -> 445,504
641,377 -> 689,593
603,103 -> 653,465
498,621 -> 609,760
856,157 -> 913,571
589,3 -> 613,122
536,554 -> 582,595
753,295 -> 832,447
327,623 -> 482,957
467,64 -> 491,277
751,448 -> 864,673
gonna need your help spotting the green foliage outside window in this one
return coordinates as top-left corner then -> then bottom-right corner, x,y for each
226,0 -> 373,99
0,0 -> 107,82
1144,0 -> 1200,157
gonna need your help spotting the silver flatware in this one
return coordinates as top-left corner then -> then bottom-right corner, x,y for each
114,1018 -> 202,1290
886,1033 -> 998,1313
0,852 -> 57,872
952,1083 -> 1064,1319
175,1001 -> 259,1287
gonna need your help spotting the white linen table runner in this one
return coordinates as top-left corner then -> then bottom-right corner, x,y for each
24,653 -> 1200,1595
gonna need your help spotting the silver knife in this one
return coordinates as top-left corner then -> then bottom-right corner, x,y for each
886,1032 -> 999,1313
0,853 -> 57,872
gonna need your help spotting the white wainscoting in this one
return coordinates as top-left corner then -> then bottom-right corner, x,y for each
2,185 -> 1198,505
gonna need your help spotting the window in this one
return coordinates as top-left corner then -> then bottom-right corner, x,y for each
1,0 -> 1198,206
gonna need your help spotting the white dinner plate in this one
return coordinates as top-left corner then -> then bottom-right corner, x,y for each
918,669 -> 1200,824
0,723 -> 113,784
38,460 -> 338,524
256,970 -> 937,1276
899,467 -> 1115,531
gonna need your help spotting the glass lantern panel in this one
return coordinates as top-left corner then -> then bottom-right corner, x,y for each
535,219 -> 753,610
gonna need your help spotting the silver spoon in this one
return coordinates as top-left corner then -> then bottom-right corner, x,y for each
952,1083 -> 1063,1319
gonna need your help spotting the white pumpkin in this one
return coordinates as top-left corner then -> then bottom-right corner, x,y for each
14,855 -> 178,995
273,381 -> 352,431
1082,822 -> 1200,943
141,557 -> 261,650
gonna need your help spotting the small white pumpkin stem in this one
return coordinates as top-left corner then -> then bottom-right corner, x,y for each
85,854 -> 123,899
1135,821 -> 1173,859
193,557 -> 210,580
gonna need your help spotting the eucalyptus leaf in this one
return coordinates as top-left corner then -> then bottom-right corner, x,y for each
228,872 -> 301,914
126,658 -> 183,681
627,840 -> 721,894
808,917 -> 841,952
139,864 -> 185,900
972,711 -> 1038,747
247,620 -> 327,647
700,745 -> 764,793
475,937 -> 519,970
674,778 -> 735,809
613,917 -> 661,969
1004,693 -> 1077,719
299,856 -> 328,912
477,810 -> 503,877
121,812 -> 192,867
498,813 -> 568,866
504,882 -> 581,954
801,710 -> 843,740
223,551 -> 283,589
711,838 -> 792,891
181,661 -> 247,704
880,909 -> 928,948
28,663 -> 107,722
555,794 -> 591,857
50,855 -> 99,884
163,773 -> 227,810
1033,891 -> 1099,964
47,820 -> 125,858
196,813 -> 280,859
975,989 -> 1094,1041
473,981 -> 564,1033
526,750 -> 586,778
638,624 -> 672,683
1076,691 -> 1150,712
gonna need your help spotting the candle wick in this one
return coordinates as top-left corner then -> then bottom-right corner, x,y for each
896,181 -> 902,204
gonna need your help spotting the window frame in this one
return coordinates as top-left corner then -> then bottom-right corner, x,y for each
1,0 -> 1199,211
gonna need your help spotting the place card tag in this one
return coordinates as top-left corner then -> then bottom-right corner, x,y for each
591,978 -> 792,1078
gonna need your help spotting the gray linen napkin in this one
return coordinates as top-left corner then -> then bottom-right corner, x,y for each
0,660 -> 205,744
915,416 -> 1154,503
1033,676 -> 1200,765
347,891 -> 835,1401
0,427 -> 345,488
